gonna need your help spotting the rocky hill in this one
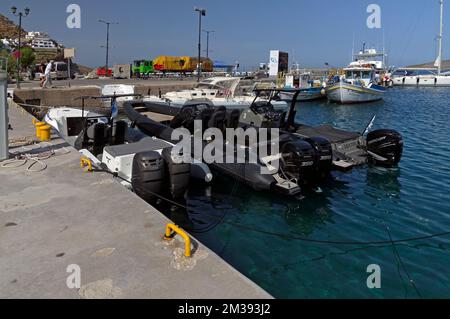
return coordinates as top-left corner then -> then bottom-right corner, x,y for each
408,60 -> 450,69
0,14 -> 25,39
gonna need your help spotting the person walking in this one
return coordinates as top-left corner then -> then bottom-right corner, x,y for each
42,60 -> 53,89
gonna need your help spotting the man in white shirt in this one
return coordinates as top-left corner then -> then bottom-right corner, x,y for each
42,60 -> 53,88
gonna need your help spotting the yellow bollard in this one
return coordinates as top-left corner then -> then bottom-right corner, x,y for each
34,122 -> 46,139
39,124 -> 52,142
163,223 -> 192,257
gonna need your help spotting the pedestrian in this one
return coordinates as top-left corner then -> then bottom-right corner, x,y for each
42,59 -> 53,89
39,60 -> 46,87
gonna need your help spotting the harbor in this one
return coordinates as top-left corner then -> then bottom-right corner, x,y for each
2,0 -> 450,302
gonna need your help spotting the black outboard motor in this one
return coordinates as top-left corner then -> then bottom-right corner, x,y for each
132,151 -> 165,202
366,129 -> 403,167
281,139 -> 317,186
304,136 -> 333,181
161,147 -> 191,200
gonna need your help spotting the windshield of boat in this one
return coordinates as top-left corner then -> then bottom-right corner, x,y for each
195,79 -> 239,93
392,69 -> 437,77
345,70 -> 372,79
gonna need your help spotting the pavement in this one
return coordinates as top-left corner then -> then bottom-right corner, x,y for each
8,77 -> 199,90
0,102 -> 272,299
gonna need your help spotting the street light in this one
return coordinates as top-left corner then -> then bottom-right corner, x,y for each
194,7 -> 206,82
202,29 -> 215,59
10,6 -> 30,89
98,19 -> 118,77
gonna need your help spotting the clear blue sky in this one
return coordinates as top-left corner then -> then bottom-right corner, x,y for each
1,0 -> 446,69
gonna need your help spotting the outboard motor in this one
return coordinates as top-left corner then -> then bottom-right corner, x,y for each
366,129 -> 403,167
304,136 -> 333,181
161,147 -> 191,200
281,139 -> 317,186
132,151 -> 165,202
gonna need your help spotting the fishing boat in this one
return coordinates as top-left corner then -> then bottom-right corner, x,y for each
279,72 -> 325,102
392,0 -> 450,87
326,66 -> 386,104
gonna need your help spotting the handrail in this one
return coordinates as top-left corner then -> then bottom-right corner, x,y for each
163,223 -> 191,257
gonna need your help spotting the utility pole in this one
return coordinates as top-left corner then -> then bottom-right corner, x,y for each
1,58 -> 8,161
11,6 -> 30,89
195,8 -> 206,82
99,20 -> 118,77
202,30 -> 215,59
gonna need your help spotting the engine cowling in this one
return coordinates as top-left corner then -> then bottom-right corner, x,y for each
366,129 -> 403,167
281,140 -> 317,186
304,136 -> 333,181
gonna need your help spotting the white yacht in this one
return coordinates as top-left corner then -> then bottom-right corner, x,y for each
392,0 -> 450,87
142,77 -> 288,113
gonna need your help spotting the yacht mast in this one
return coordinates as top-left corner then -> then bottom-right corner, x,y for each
438,0 -> 444,75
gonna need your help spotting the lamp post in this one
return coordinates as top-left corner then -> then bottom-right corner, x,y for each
202,29 -> 215,59
194,8 -> 206,82
98,19 -> 118,77
10,6 -> 30,89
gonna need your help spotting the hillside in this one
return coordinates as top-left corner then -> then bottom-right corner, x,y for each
408,60 -> 450,69
0,14 -> 25,39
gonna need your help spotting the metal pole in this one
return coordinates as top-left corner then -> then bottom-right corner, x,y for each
1,58 -> 8,161
106,23 -> 110,77
438,0 -> 444,75
206,31 -> 209,59
197,12 -> 202,82
16,13 -> 22,89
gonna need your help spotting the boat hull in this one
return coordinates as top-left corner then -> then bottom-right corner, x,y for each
326,82 -> 384,104
392,75 -> 450,87
279,88 -> 325,102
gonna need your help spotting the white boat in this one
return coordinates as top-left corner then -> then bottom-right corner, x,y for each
326,66 -> 386,104
44,106 -> 213,185
280,72 -> 325,102
142,77 -> 288,112
392,0 -> 450,87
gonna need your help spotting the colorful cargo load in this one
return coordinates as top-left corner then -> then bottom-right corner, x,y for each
153,56 -> 213,73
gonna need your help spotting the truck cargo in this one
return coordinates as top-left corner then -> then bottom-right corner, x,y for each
153,56 -> 213,73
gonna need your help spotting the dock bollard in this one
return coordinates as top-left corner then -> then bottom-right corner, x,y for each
34,122 -> 46,140
163,224 -> 192,257
39,124 -> 52,142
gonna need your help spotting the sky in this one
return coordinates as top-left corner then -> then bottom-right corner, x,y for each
1,0 -> 446,70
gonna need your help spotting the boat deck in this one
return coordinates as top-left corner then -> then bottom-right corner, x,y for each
0,101 -> 271,299
295,124 -> 361,144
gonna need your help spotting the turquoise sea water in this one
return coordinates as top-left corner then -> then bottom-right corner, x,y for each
168,87 -> 450,298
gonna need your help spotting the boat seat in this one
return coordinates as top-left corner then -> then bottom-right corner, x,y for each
103,137 -> 172,158
86,122 -> 108,156
111,120 -> 128,145
195,108 -> 215,133
208,107 -> 227,131
226,109 -> 241,129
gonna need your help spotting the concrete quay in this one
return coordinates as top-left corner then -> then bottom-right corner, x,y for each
0,102 -> 272,299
